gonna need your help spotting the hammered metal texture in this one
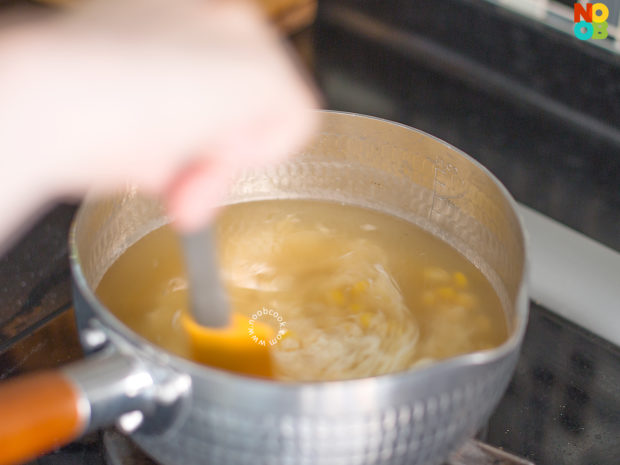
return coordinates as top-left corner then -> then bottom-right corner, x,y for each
132,352 -> 518,465
71,112 -> 528,465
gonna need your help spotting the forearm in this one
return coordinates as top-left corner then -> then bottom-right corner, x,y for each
0,25 -> 55,251
0,0 -> 318,249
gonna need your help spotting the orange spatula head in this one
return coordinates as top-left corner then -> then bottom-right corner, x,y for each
182,312 -> 274,378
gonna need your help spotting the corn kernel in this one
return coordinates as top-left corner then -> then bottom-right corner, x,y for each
360,312 -> 373,328
422,290 -> 436,306
423,267 -> 451,285
329,289 -> 345,306
437,286 -> 456,302
350,303 -> 362,313
453,272 -> 468,289
280,329 -> 295,340
456,292 -> 477,310
353,280 -> 368,293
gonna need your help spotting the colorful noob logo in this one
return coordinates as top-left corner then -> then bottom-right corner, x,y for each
574,3 -> 609,40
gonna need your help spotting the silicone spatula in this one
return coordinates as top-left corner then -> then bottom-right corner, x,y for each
181,227 -> 274,377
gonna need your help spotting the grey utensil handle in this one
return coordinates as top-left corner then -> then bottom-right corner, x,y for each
182,227 -> 230,328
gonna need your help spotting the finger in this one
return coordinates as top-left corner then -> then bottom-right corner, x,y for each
164,158 -> 233,232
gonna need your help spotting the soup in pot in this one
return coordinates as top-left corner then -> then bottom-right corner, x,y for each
96,200 -> 507,381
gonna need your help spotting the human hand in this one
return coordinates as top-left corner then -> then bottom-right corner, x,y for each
0,0 -> 318,243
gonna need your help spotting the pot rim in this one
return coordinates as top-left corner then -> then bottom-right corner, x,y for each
69,110 -> 530,391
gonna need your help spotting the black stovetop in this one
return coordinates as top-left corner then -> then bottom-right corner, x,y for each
3,294 -> 618,465
1,0 -> 619,464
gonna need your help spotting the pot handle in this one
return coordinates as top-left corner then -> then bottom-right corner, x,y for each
0,350 -> 160,465
0,371 -> 86,465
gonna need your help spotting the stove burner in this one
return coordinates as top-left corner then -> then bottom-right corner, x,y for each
104,430 -> 155,465
103,430 -> 533,465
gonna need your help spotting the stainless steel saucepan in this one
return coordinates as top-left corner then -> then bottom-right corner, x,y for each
0,111 -> 528,465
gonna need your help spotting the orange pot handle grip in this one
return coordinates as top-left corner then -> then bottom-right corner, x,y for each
0,371 -> 86,465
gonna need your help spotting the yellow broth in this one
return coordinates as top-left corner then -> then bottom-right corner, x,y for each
96,200 -> 507,381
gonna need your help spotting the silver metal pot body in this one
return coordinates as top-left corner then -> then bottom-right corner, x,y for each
69,111 -> 528,465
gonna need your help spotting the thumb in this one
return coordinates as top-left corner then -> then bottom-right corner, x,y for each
164,158 -> 234,232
